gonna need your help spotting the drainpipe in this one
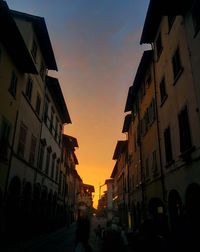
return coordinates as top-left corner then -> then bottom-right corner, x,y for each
151,43 -> 166,203
137,98 -> 146,218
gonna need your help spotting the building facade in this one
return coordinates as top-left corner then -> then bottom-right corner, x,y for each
0,1 -> 79,241
112,0 -> 200,232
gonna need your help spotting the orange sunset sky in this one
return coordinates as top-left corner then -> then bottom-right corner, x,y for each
6,0 -> 150,208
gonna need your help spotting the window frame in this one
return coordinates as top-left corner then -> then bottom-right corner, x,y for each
178,106 -> 192,153
29,134 -> 37,165
25,77 -> 33,101
172,47 -> 183,84
159,77 -> 168,105
164,126 -> 173,165
155,32 -> 163,60
0,117 -> 11,159
35,94 -> 41,116
191,0 -> 200,37
9,71 -> 18,98
17,122 -> 28,158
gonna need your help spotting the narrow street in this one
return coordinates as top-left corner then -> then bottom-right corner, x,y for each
1,216 -> 107,252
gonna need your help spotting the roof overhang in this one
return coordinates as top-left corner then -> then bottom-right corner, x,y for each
82,184 -> 95,193
124,86 -> 134,112
46,76 -> 71,124
140,0 -> 193,44
11,10 -> 58,71
133,50 -> 153,88
73,152 -> 79,165
113,140 -> 127,160
0,1 -> 37,73
122,114 -> 132,133
124,50 -> 153,112
63,134 -> 78,149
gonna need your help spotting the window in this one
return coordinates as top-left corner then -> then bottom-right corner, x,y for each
164,127 -> 173,164
38,142 -> 45,170
148,99 -> 155,124
156,33 -> 162,59
56,160 -> 60,182
160,77 -> 167,104
9,71 -> 18,97
58,125 -> 62,145
35,94 -> 41,116
0,117 -> 11,159
17,122 -> 27,158
51,154 -> 56,179
29,135 -> 37,165
25,78 -> 33,101
55,118 -> 59,140
45,147 -> 52,175
152,151 -> 158,176
31,39 -> 37,61
192,1 -> 200,35
40,62 -> 45,80
172,47 -> 182,81
44,100 -> 49,124
50,110 -> 54,133
178,106 -> 192,153
168,16 -> 176,32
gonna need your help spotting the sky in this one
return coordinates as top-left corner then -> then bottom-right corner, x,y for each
6,0 -> 150,208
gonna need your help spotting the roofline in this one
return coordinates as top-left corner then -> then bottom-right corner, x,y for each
11,10 -> 58,71
0,1 -> 37,73
122,114 -> 132,133
46,76 -> 71,124
140,0 -> 193,44
113,140 -> 127,160
124,50 -> 153,113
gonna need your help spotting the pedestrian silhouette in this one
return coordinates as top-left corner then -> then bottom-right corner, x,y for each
75,213 -> 92,252
101,217 -> 124,252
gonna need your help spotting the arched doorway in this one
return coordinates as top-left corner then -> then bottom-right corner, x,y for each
185,183 -> 200,220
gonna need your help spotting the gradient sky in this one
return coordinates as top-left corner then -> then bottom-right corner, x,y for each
6,0 -> 150,207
